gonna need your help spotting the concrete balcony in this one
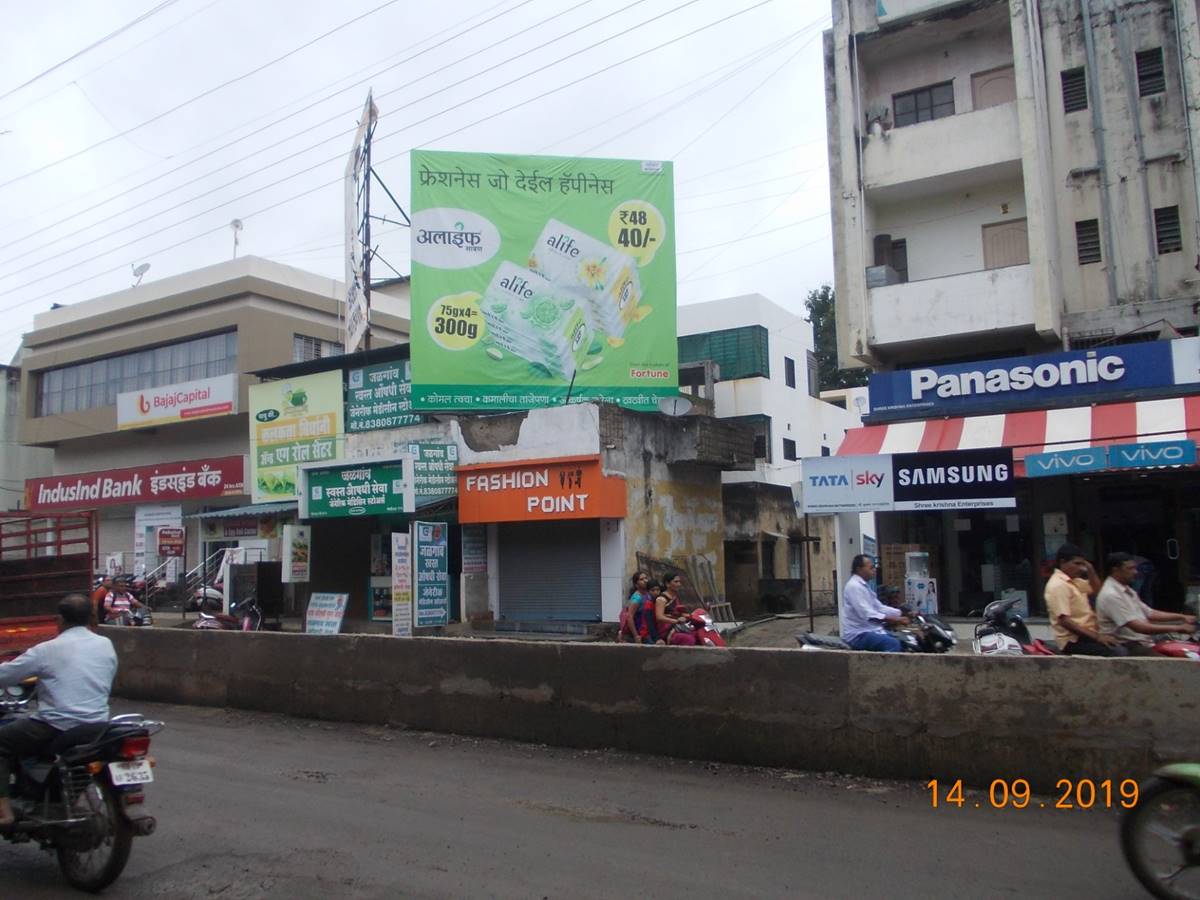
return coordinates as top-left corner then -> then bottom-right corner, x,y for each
863,102 -> 1021,199
869,263 -> 1035,350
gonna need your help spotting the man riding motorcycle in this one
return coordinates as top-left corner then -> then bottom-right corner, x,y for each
0,593 -> 118,828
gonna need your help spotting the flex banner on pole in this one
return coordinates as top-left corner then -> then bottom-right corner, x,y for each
409,150 -> 676,412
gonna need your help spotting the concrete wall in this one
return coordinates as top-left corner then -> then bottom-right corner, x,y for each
106,626 -> 1200,791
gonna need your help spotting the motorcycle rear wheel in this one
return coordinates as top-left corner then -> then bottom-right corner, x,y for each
55,778 -> 133,893
1121,776 -> 1200,900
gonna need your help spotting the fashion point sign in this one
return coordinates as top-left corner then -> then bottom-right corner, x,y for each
117,374 -> 238,430
457,455 -> 627,523
869,337 -> 1200,419
25,456 -> 246,512
409,149 -> 677,412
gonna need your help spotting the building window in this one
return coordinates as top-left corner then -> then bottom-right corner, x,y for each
36,331 -> 237,417
784,356 -> 796,389
890,239 -> 909,283
788,541 -> 804,580
677,325 -> 770,380
783,438 -> 798,461
1137,48 -> 1166,97
728,414 -> 772,462
1062,67 -> 1088,113
1155,206 -> 1182,254
1075,219 -> 1102,265
806,351 -> 820,399
821,445 -> 831,457
293,334 -> 343,362
893,81 -> 955,127
761,539 -> 775,578
971,65 -> 1016,110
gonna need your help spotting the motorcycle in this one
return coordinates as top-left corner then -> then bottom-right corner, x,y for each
107,607 -> 153,628
192,594 -> 263,632
1121,764 -> 1200,899
665,608 -> 727,647
795,609 -> 957,653
1,685 -> 162,892
972,595 -> 1058,656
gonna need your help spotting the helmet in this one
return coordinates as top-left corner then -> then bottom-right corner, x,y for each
973,632 -> 1024,656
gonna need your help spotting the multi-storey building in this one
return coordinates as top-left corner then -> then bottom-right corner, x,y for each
827,0 -> 1200,369
822,0 -> 1200,618
678,295 -> 860,614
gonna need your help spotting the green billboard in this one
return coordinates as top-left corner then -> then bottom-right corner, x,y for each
409,150 -> 676,411
303,461 -> 415,519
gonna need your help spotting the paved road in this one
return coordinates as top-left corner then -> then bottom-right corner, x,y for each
3,700 -> 1145,898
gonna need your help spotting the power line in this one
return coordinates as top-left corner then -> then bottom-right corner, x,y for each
0,0 -> 407,190
0,0 -> 634,274
0,0 -> 781,320
676,138 -> 825,184
0,0 -> 617,276
0,0 -> 522,237
676,170 -> 812,200
0,0 -> 186,103
676,209 -> 828,256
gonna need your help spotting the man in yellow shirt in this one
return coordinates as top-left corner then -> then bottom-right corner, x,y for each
1043,543 -> 1128,657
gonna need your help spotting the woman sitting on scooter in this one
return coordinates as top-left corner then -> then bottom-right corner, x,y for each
655,572 -> 692,644
619,572 -> 651,643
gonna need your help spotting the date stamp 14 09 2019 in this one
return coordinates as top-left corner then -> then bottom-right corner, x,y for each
927,778 -> 1140,810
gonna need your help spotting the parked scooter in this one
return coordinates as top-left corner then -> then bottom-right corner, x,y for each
973,595 -> 1058,656
192,594 -> 263,632
665,607 -> 727,647
1,685 -> 163,892
1121,764 -> 1200,898
108,607 -> 153,627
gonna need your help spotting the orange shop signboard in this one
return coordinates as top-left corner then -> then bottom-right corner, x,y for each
457,456 -> 626,523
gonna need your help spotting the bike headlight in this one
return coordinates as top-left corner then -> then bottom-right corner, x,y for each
4,685 -> 25,698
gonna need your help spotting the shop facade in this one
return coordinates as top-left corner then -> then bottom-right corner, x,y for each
831,338 -> 1200,617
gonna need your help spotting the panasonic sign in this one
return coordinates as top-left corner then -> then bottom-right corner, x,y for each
869,338 -> 1200,419
909,352 -> 1125,401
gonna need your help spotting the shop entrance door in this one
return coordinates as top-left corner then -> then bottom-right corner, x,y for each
498,520 -> 601,621
1097,481 -> 1184,610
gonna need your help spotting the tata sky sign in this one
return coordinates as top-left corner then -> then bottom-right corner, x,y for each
800,448 -> 1015,513
869,337 -> 1200,419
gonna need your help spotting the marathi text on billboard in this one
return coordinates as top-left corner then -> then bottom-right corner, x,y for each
249,371 -> 344,503
409,150 -> 677,412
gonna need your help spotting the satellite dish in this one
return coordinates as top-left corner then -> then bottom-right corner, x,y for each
230,219 -> 243,258
231,219 -> 243,232
131,263 -> 150,286
657,396 -> 693,417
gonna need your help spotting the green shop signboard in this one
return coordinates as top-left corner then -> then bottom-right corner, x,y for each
346,361 -> 424,432
249,371 -> 344,503
409,150 -> 677,412
303,461 -> 415,519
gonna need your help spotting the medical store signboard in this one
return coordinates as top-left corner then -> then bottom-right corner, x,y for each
800,448 -> 1015,513
345,361 -> 424,432
869,337 -> 1200,419
457,455 -> 627,523
409,150 -> 677,413
249,371 -> 343,503
300,459 -> 416,519
117,373 -> 238,430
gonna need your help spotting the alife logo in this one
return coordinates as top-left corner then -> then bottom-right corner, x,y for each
499,273 -> 535,299
546,233 -> 581,257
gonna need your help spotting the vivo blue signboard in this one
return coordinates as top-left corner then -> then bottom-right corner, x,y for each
869,338 -> 1200,419
1025,440 -> 1197,478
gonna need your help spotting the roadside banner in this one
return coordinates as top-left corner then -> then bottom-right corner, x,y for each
409,149 -> 676,412
391,530 -> 413,637
249,371 -> 343,503
414,521 -> 449,627
305,592 -> 349,635
281,525 -> 311,583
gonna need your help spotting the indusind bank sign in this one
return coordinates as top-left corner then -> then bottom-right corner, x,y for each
25,456 -> 246,512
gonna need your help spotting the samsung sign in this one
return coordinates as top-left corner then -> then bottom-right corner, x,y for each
869,337 -> 1200,418
799,448 -> 1015,513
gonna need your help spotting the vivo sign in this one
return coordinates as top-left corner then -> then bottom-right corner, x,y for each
869,338 -> 1200,418
1025,440 -> 1197,478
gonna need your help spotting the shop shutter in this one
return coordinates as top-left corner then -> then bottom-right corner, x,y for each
498,520 -> 601,621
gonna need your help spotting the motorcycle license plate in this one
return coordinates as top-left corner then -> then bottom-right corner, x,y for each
109,759 -> 153,786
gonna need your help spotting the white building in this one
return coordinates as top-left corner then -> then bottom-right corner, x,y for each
677,294 -> 860,614
825,0 -> 1200,370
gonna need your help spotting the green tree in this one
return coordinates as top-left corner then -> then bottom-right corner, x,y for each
804,284 -> 868,391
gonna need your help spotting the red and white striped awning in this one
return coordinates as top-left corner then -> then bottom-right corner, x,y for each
838,397 -> 1200,471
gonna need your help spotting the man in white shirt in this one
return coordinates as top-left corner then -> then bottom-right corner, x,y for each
840,554 -> 909,652
1097,552 -> 1196,656
0,594 -> 118,827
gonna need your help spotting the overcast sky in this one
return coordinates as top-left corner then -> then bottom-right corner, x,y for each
0,0 -> 833,362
